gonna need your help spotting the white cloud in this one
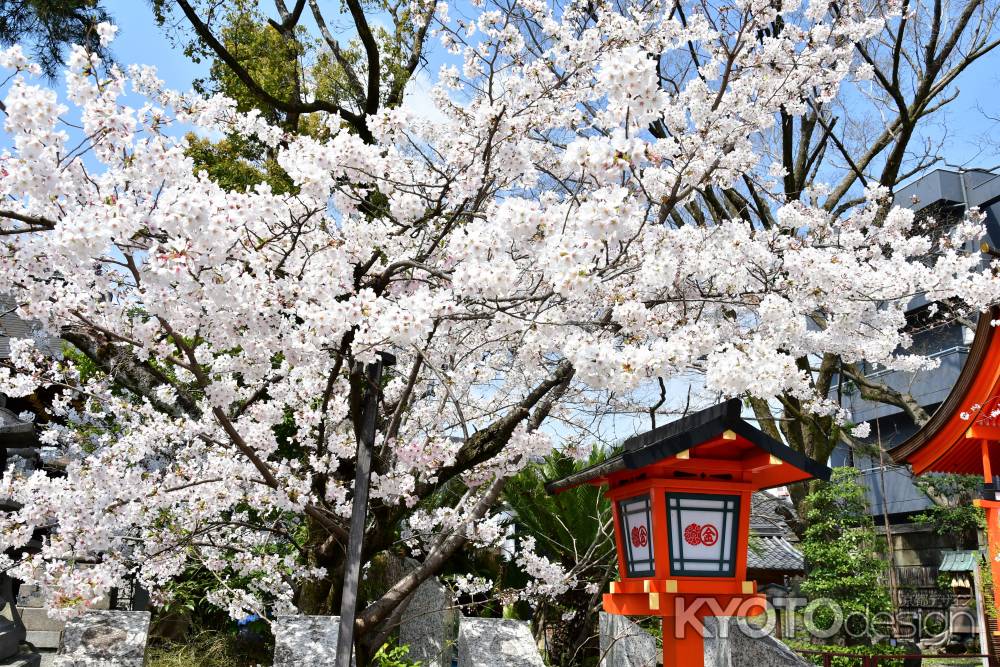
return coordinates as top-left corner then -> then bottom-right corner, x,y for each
403,68 -> 446,124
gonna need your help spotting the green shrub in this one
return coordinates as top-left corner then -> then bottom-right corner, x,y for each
785,640 -> 907,667
374,643 -> 423,666
799,468 -> 892,643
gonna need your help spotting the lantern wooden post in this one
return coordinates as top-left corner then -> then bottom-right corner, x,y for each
546,400 -> 831,666
650,490 -> 670,580
662,627 -> 706,665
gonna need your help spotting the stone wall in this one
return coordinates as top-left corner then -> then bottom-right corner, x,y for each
702,616 -> 808,667
8,605 -> 822,666
457,617 -> 545,667
598,613 -> 657,667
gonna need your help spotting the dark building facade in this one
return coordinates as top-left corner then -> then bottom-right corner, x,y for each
834,167 -> 1000,520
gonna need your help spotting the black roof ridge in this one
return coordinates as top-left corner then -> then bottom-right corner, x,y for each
622,399 -> 742,452
545,399 -> 831,494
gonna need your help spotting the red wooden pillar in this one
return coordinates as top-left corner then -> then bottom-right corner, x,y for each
986,505 -> 1000,613
981,439 -> 1000,613
650,488 -> 670,581
609,497 -> 629,582
662,618 -> 705,666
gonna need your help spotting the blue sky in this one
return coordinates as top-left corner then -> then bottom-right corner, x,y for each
905,52 -> 1000,172
102,0 -> 1000,181
112,2 -> 207,92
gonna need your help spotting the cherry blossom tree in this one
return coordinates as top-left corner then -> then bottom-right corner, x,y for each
1,0 -> 998,657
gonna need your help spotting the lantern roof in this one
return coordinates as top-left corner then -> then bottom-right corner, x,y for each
545,399 -> 831,494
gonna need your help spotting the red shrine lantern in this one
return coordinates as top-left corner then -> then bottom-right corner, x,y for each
546,399 -> 830,666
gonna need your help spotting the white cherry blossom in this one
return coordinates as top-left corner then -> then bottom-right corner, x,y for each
0,0 -> 997,618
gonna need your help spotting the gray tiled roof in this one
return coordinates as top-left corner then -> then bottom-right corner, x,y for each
747,535 -> 804,572
747,492 -> 804,572
0,294 -> 60,359
750,492 -> 797,537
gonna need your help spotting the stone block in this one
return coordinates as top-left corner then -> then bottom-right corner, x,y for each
272,615 -> 354,667
17,610 -> 63,634
702,616 -> 808,667
399,575 -> 457,667
24,632 -> 59,650
54,611 -> 149,667
457,617 -> 545,667
14,589 -> 44,611
599,613 -> 657,667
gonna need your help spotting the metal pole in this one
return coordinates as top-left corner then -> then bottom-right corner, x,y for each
335,353 -> 393,667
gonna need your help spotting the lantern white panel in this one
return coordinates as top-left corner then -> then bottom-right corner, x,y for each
618,495 -> 654,577
665,493 -> 740,577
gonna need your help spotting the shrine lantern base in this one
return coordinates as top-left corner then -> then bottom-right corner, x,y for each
604,579 -> 766,666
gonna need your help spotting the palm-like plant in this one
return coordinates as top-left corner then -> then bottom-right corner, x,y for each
502,449 -> 618,666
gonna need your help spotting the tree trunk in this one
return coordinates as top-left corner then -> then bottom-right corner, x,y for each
296,515 -> 345,615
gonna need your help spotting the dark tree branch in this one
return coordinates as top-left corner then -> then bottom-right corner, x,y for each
173,0 -> 373,142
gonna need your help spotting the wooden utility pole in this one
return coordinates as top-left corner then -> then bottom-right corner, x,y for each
875,424 -> 901,637
335,352 -> 394,667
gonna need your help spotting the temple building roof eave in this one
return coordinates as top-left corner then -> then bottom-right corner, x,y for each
889,305 -> 1000,474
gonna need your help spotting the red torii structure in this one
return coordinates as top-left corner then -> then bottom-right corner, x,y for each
890,307 -> 1000,614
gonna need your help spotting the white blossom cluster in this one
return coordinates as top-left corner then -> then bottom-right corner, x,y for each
0,2 -> 997,617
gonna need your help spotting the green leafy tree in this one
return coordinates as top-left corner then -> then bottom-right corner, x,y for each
502,450 -> 617,667
180,2 -> 321,193
912,474 -> 985,548
185,133 -> 295,194
800,468 -> 892,644
0,0 -> 111,78
153,0 -> 436,143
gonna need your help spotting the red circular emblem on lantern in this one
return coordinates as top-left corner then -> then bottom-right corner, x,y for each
630,525 -> 648,548
700,524 -> 719,546
684,523 -> 702,545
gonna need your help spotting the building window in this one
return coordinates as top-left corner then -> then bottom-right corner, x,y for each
666,492 -> 740,577
618,494 -> 655,577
